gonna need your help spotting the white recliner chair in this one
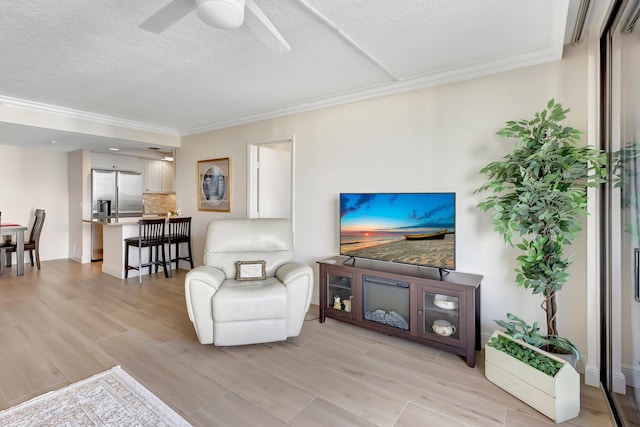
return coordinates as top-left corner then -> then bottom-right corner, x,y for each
184,218 -> 313,346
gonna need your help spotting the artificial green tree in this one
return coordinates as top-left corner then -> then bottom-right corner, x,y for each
475,99 -> 607,339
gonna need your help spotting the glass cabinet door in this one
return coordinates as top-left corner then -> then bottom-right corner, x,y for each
326,271 -> 354,318
419,288 -> 465,348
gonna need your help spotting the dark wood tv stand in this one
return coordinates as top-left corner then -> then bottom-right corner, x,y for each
318,256 -> 483,367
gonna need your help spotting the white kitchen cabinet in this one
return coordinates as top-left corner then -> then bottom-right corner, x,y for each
92,153 -> 141,171
144,160 -> 174,192
161,161 -> 174,192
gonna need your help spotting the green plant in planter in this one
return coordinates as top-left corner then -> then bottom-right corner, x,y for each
495,313 -> 581,360
487,334 -> 564,377
475,99 -> 607,338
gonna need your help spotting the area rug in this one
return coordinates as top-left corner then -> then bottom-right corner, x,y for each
0,366 -> 192,426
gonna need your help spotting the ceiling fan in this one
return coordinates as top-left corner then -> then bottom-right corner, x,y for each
140,0 -> 291,53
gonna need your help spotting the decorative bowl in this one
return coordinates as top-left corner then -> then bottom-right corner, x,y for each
432,319 -> 456,336
433,294 -> 458,310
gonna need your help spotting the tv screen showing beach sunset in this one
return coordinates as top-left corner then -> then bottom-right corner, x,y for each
340,193 -> 455,269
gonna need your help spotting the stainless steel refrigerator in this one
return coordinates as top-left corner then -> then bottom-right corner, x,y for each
91,169 -> 144,261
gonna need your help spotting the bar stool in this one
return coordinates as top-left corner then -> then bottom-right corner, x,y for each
165,217 -> 194,270
124,218 -> 169,284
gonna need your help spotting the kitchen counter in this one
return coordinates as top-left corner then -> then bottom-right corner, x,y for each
85,216 -> 173,279
83,215 -> 168,225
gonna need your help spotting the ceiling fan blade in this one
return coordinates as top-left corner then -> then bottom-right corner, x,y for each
244,0 -> 291,53
140,0 -> 196,33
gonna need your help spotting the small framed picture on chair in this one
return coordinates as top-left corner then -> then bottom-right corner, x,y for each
236,260 -> 267,281
198,157 -> 230,212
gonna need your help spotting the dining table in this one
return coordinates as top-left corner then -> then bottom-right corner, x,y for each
0,223 -> 27,276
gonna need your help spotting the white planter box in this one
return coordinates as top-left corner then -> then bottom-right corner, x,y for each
485,330 -> 580,423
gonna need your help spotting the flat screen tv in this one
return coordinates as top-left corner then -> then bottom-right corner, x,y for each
340,192 -> 455,270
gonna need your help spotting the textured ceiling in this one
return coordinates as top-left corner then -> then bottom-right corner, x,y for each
0,0 -> 604,153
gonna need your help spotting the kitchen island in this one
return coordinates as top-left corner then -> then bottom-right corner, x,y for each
85,216 -> 169,279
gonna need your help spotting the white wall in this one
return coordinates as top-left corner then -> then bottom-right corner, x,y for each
176,43 -> 591,359
0,145 -> 70,262
256,143 -> 291,219
68,149 -> 93,263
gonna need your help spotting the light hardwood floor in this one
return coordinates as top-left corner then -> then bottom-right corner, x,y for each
0,260 -> 615,426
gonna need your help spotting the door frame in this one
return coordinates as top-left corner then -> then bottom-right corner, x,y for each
599,0 -> 640,425
246,135 -> 295,222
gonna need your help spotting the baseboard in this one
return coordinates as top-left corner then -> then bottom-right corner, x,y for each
480,331 -> 492,347
102,264 -> 127,279
623,364 -> 640,388
585,364 -> 600,386
614,370 -> 627,393
101,264 -> 176,279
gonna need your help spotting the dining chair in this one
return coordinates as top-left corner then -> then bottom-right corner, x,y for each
3,209 -> 46,269
124,218 -> 170,284
165,217 -> 194,271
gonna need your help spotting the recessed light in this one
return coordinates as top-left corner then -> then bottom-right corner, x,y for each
109,147 -> 120,151
49,140 -> 56,144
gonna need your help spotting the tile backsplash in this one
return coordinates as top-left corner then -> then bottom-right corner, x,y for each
143,193 -> 176,215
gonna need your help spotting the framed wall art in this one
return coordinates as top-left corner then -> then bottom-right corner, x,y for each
198,157 -> 230,212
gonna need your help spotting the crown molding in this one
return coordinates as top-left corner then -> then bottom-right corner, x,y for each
0,95 -> 180,137
182,1 -> 568,135
181,43 -> 564,136
1,38 -> 564,140
1,0 -> 568,140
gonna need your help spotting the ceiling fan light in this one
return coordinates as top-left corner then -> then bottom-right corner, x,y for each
196,0 -> 245,29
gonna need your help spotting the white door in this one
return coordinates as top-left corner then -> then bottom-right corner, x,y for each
248,139 -> 293,219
